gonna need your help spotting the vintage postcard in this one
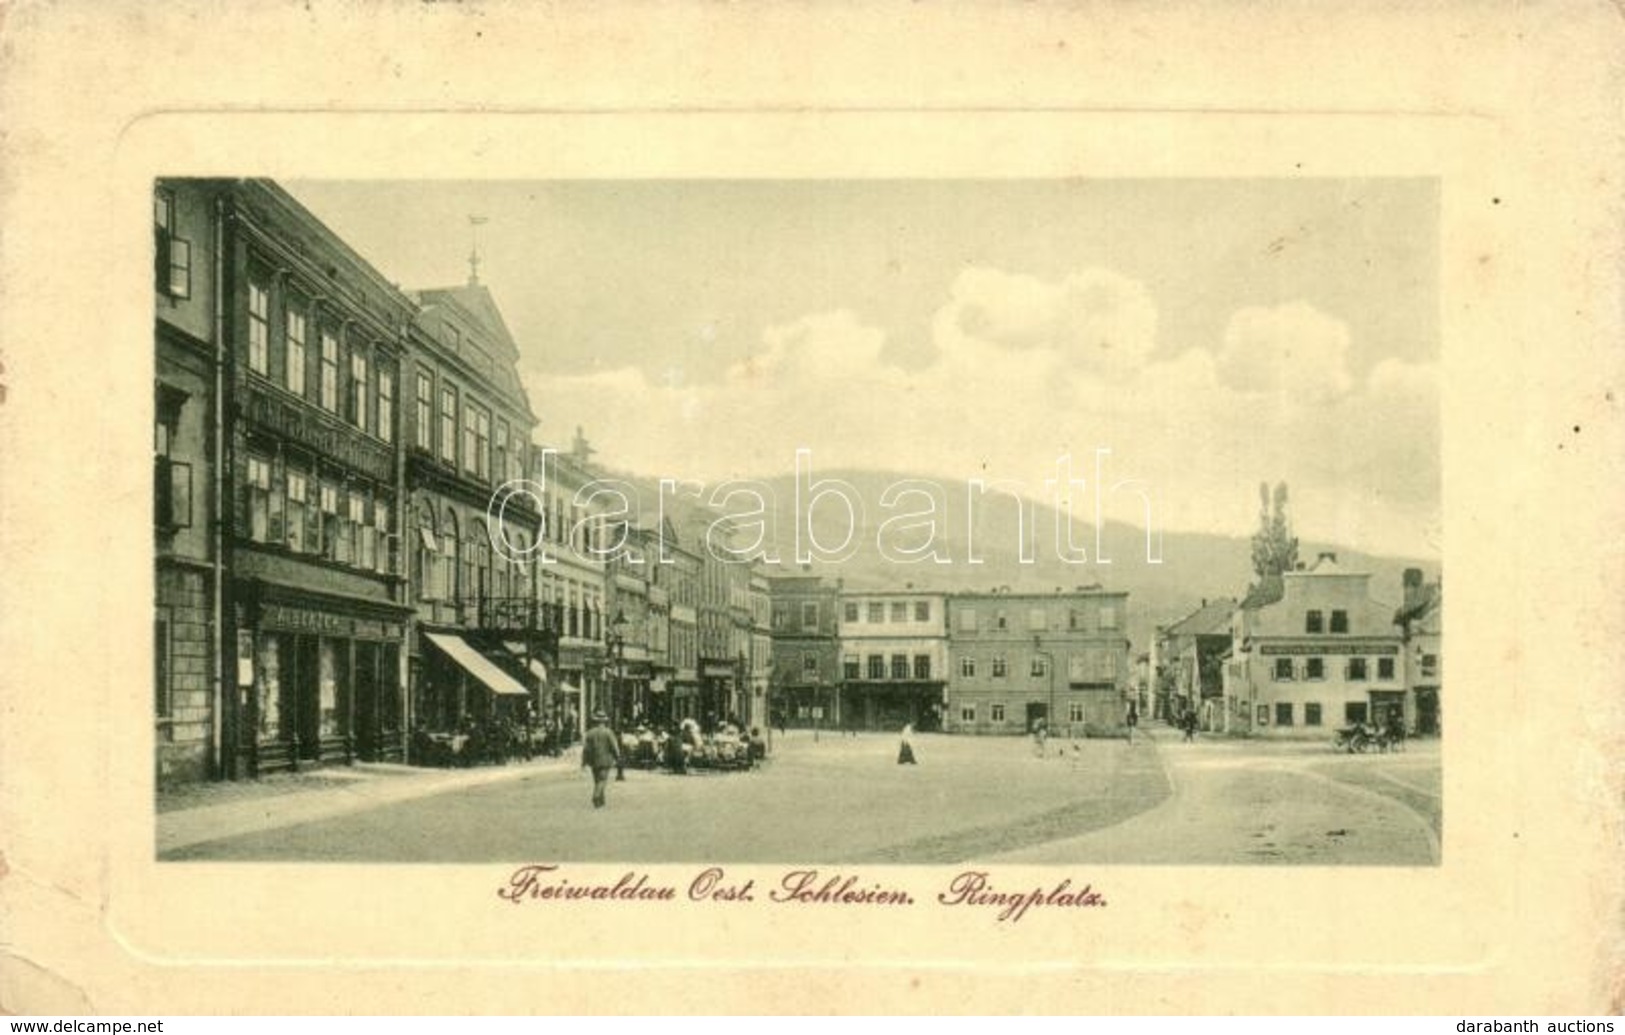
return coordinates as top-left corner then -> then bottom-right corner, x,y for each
1,0 -> 1621,1017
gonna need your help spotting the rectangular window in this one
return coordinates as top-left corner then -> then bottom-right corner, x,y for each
285,472 -> 308,552
1420,654 -> 1439,678
992,655 -> 1007,679
319,330 -> 339,412
319,484 -> 339,560
1346,657 -> 1368,681
960,704 -> 976,723
284,309 -> 307,395
1030,656 -> 1047,678
844,601 -> 859,623
349,350 -> 369,429
1069,701 -> 1086,723
1306,610 -> 1324,633
801,601 -> 819,631
494,421 -> 509,483
1257,704 -> 1269,726
1099,606 -> 1118,630
867,602 -> 884,623
1306,657 -> 1325,680
1344,701 -> 1369,725
1273,657 -> 1295,681
247,282 -> 270,375
348,493 -> 367,568
914,601 -> 930,622
844,654 -> 860,680
990,702 -> 1005,723
415,373 -> 433,450
372,495 -> 391,574
802,652 -> 818,675
913,654 -> 931,680
960,656 -> 976,678
246,456 -> 271,542
1331,610 -> 1349,634
470,406 -> 490,477
439,386 -> 457,462
1028,608 -> 1048,632
890,654 -> 909,680
891,601 -> 908,623
1378,657 -> 1396,681
958,607 -> 977,632
996,610 -> 1008,630
1275,702 -> 1294,726
1305,703 -> 1323,727
377,367 -> 394,444
153,191 -> 191,299
867,655 -> 885,680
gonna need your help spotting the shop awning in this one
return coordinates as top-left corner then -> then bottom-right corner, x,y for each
425,632 -> 528,697
502,642 -> 549,684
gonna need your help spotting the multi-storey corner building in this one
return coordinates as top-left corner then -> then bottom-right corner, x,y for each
945,588 -> 1130,736
836,589 -> 949,731
156,179 -> 420,781
1222,552 -> 1405,735
404,277 -> 548,743
767,573 -> 841,729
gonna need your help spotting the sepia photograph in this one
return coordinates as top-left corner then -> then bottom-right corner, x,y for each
154,177 -> 1441,867
3,0 -> 1620,1017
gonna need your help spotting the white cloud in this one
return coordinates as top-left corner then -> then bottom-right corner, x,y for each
522,287 -> 1439,558
1216,301 -> 1354,404
942,266 -> 1159,379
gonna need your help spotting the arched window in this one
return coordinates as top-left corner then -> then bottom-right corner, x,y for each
471,520 -> 492,606
511,534 -> 530,605
443,509 -> 460,604
415,501 -> 437,601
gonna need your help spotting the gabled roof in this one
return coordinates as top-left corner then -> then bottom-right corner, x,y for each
416,282 -> 521,357
1164,597 -> 1237,637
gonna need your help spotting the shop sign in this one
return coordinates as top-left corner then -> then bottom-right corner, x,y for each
1259,642 -> 1399,656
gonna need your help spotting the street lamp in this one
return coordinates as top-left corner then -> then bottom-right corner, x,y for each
607,608 -> 628,781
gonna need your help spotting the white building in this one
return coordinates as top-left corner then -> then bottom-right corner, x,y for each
1223,553 -> 1405,735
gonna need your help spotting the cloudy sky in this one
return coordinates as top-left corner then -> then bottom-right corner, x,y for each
286,179 -> 1439,559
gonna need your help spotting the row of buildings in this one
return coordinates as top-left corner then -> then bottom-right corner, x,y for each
155,178 -> 773,786
1149,554 -> 1443,737
766,579 -> 1133,736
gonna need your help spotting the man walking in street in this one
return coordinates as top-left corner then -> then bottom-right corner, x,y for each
582,710 -> 620,809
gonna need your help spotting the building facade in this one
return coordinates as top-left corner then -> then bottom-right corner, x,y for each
1153,597 -> 1236,731
404,278 -> 545,746
213,180 -> 418,778
154,179 -> 223,786
533,433 -> 610,737
945,588 -> 1130,736
768,574 -> 841,730
837,590 -> 948,731
1222,553 -> 1405,735
1395,567 -> 1442,736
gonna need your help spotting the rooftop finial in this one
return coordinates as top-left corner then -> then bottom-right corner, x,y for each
468,214 -> 488,284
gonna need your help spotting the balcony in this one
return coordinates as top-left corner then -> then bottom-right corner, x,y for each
474,597 -> 564,637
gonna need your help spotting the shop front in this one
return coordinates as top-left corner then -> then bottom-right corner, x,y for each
234,586 -> 410,777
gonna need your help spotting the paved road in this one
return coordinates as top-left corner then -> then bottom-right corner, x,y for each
162,729 -> 1439,865
990,733 -> 1440,865
163,731 -> 1168,863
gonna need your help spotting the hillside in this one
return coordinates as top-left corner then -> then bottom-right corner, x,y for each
602,466 -> 1439,653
